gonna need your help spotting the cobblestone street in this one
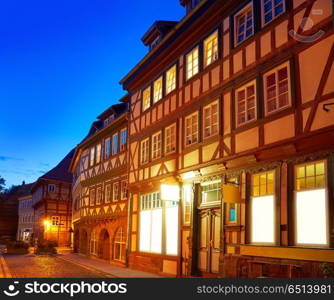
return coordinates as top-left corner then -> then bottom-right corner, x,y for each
3,254 -> 110,278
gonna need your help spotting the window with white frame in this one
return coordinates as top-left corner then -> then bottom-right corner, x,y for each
51,216 -> 60,226
96,187 -> 102,205
96,143 -> 102,164
140,138 -> 150,164
264,62 -> 290,115
120,128 -> 127,151
112,133 -> 119,155
113,182 -> 119,202
203,101 -> 218,138
251,171 -> 275,244
121,180 -> 127,200
186,47 -> 199,80
165,123 -> 176,154
234,2 -> 254,46
201,180 -> 221,205
236,80 -> 257,126
142,86 -> 151,111
153,76 -> 163,103
204,30 -> 218,67
90,147 -> 95,167
166,65 -> 176,94
48,184 -> 56,193
262,0 -> 286,26
89,189 -> 96,206
152,131 -> 162,160
185,112 -> 199,146
105,138 -> 111,159
295,161 -> 328,246
105,184 -> 111,203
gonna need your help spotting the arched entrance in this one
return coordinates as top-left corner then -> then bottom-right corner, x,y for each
98,229 -> 110,261
74,229 -> 79,253
80,229 -> 88,255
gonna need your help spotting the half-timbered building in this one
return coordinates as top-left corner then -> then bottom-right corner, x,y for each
70,99 -> 129,266
120,0 -> 334,277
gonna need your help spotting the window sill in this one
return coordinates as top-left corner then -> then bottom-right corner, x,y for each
240,245 -> 334,263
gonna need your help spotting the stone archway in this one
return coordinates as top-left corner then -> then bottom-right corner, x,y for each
98,229 -> 110,261
80,229 -> 88,255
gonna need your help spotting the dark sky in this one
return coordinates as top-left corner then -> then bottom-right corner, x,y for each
0,0 -> 184,187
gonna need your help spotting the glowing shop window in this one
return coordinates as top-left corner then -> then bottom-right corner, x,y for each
150,209 -> 162,253
165,201 -> 178,255
296,189 -> 327,245
139,210 -> 151,252
251,195 -> 275,243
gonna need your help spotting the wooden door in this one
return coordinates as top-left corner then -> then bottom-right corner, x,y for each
197,208 -> 221,274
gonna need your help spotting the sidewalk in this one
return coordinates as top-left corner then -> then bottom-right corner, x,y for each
0,254 -> 12,278
58,253 -> 161,278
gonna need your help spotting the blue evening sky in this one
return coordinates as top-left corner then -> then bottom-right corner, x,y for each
0,0 -> 184,188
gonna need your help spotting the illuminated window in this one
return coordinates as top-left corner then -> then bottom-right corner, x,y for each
165,200 -> 178,255
201,180 -> 221,205
140,138 -> 150,164
90,230 -> 97,255
153,76 -> 163,103
166,65 -> 176,94
251,171 -> 275,244
142,86 -> 151,111
51,216 -> 60,226
236,80 -> 257,126
152,131 -> 162,160
121,180 -> 127,200
113,182 -> 119,202
96,143 -> 102,164
112,133 -> 119,155
203,101 -> 218,138
105,184 -> 111,203
264,62 -> 290,115
96,187 -> 102,205
120,128 -> 127,152
89,189 -> 96,206
183,184 -> 192,225
234,3 -> 254,46
186,47 -> 199,80
90,147 -> 95,167
165,123 -> 176,154
262,0 -> 285,26
105,138 -> 111,159
113,227 -> 126,262
204,31 -> 218,67
295,161 -> 328,246
185,112 -> 198,146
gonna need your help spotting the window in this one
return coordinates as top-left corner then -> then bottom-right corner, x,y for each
201,180 -> 221,205
227,203 -> 238,224
152,131 -> 162,160
90,230 -> 97,255
153,76 -> 163,103
140,138 -> 150,164
251,171 -> 275,244
96,187 -> 102,205
120,128 -> 127,151
204,31 -> 218,67
183,184 -> 192,225
105,138 -> 111,159
203,101 -> 219,138
236,81 -> 257,126
121,180 -> 127,200
185,112 -> 198,146
96,143 -> 102,164
264,62 -> 290,115
234,3 -> 254,46
48,184 -> 56,193
112,133 -> 119,155
90,147 -> 95,167
105,184 -> 111,203
165,123 -> 176,154
113,182 -> 119,202
142,86 -> 151,111
295,161 -> 328,246
166,65 -> 176,94
89,189 -> 96,206
186,46 -> 199,80
51,216 -> 60,226
262,0 -> 286,25
113,228 -> 126,262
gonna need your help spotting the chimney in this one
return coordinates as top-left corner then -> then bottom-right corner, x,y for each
180,0 -> 203,15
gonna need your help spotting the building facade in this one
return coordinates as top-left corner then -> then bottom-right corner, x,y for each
120,0 -> 334,277
70,100 -> 129,266
32,150 -> 74,247
17,187 -> 34,242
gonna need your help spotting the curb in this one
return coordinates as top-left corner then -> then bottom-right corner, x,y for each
0,255 -> 12,278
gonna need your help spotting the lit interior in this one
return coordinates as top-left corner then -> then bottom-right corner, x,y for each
166,205 -> 178,255
161,184 -> 179,201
